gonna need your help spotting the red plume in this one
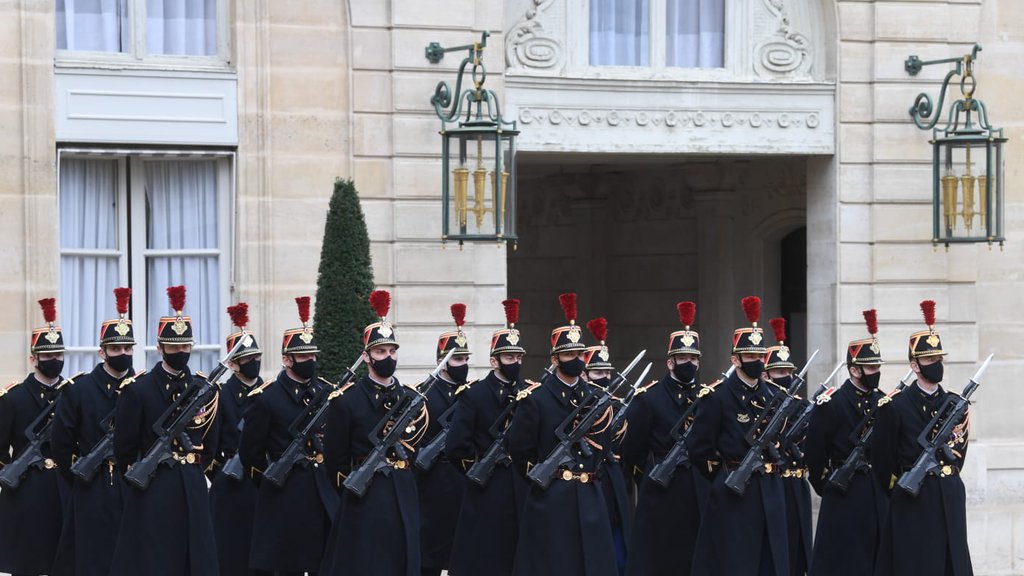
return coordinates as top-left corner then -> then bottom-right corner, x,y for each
741,296 -> 761,324
677,301 -> 696,328
166,285 -> 186,313
451,303 -> 467,328
586,318 -> 608,343
559,293 -> 578,324
295,296 -> 311,324
920,300 -> 936,327
227,303 -> 249,329
114,287 -> 131,315
38,298 -> 57,323
502,299 -> 520,326
368,290 -> 391,319
863,309 -> 878,335
769,317 -> 787,343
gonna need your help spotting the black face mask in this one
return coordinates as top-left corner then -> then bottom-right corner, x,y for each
446,362 -> 469,384
860,370 -> 881,390
291,358 -> 317,380
740,359 -> 765,380
163,351 -> 190,372
38,358 -> 64,379
919,360 -> 943,384
105,353 -> 133,373
558,357 -> 586,378
370,356 -> 397,379
772,374 -> 794,389
590,376 -> 611,389
239,359 -> 262,380
497,361 -> 521,383
672,361 -> 698,384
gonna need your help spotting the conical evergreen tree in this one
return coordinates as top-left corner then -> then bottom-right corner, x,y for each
314,178 -> 377,380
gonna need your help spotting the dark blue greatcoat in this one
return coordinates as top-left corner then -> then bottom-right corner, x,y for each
804,379 -> 888,576
239,372 -> 337,573
51,363 -> 133,576
870,381 -> 973,576
507,373 -> 618,576
0,374 -> 70,575
446,371 -> 529,576
109,363 -> 220,576
320,375 -> 422,576
686,371 -> 789,576
209,374 -> 268,576
622,372 -> 710,576
413,377 -> 466,573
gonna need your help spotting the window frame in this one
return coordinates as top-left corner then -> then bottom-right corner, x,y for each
54,0 -> 233,72
57,148 -> 236,374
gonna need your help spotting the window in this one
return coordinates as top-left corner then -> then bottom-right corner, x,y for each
56,0 -> 225,61
58,151 -> 232,375
589,0 -> 724,68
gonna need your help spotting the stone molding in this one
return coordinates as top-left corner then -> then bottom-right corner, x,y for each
517,107 -> 820,131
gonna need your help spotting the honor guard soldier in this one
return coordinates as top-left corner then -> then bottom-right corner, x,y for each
687,296 -> 790,576
321,289 -> 425,576
448,299 -> 530,576
209,303 -> 270,576
762,318 -> 812,576
623,301 -> 709,576
507,293 -> 617,576
51,288 -> 137,576
416,303 -> 471,576
804,310 -> 889,576
871,301 -> 974,576
109,286 -> 220,576
582,317 -> 632,575
239,297 -> 337,576
0,298 -> 78,576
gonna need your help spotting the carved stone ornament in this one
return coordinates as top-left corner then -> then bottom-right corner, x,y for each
518,107 -> 820,131
506,0 -> 566,73
754,0 -> 812,79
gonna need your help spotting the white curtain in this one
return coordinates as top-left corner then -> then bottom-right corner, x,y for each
56,0 -> 129,53
147,0 -> 217,56
666,0 -> 724,68
59,158 -> 121,375
144,160 -> 220,370
590,0 -> 649,66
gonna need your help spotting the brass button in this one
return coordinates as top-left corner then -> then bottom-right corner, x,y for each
562,470 -> 573,481
44,458 -> 56,469
185,453 -> 197,465
763,463 -> 774,474
941,465 -> 952,477
579,472 -> 591,483
314,453 -> 325,464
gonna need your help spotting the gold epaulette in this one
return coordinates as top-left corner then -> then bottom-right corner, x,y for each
455,379 -> 476,395
0,380 -> 20,398
247,379 -> 274,398
62,371 -> 86,386
516,380 -> 542,401
816,386 -> 838,405
697,379 -> 723,399
877,387 -> 903,408
634,379 -> 659,397
119,369 -> 147,390
328,380 -> 356,401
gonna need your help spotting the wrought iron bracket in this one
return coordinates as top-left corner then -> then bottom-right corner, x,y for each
906,44 -> 984,131
904,44 -> 981,76
425,31 -> 490,64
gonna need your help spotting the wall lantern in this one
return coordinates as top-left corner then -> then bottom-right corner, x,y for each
906,44 -> 1006,249
426,31 -> 518,249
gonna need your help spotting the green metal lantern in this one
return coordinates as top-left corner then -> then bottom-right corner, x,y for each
907,45 -> 1006,248
428,32 -> 519,248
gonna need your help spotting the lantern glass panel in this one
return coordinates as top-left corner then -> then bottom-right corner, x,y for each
933,134 -> 1002,243
441,126 -> 517,243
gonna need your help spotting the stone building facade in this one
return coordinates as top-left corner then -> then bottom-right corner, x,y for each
1,0 -> 1023,572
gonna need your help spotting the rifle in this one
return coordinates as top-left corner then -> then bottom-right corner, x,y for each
124,334 -> 252,490
896,354 -> 992,497
344,350 -> 455,497
527,350 -> 648,490
826,369 -> 913,492
414,400 -> 458,472
724,350 -> 819,495
70,409 -> 116,483
465,364 -> 555,487
263,356 -> 363,487
606,362 -> 653,438
219,417 -> 246,482
778,361 -> 845,462
0,378 -> 72,490
648,365 -> 736,488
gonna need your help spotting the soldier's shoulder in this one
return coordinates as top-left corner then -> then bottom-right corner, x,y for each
63,371 -> 86,386
118,369 -> 148,390
247,379 -> 275,398
0,380 -> 20,398
454,379 -> 477,396
634,379 -> 660,397
327,379 -> 357,401
697,378 -> 724,399
878,386 -> 906,408
815,386 -> 839,406
516,380 -> 543,401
